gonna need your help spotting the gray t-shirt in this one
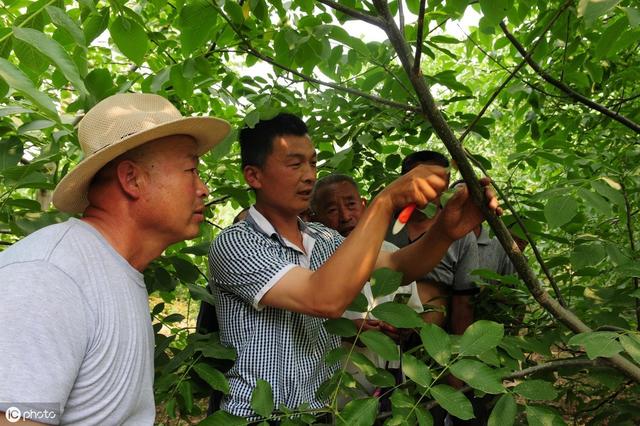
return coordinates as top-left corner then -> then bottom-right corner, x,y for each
476,226 -> 516,277
0,218 -> 155,425
386,226 -> 478,291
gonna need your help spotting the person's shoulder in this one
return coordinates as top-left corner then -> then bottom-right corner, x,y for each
210,221 -> 268,252
0,219 -> 78,267
305,221 -> 344,242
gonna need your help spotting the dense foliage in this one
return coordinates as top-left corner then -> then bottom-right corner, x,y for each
1,0 -> 639,424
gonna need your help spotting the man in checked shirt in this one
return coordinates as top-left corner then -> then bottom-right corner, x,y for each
208,113 -> 500,420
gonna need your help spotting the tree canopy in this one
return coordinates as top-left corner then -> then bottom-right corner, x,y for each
1,0 -> 639,424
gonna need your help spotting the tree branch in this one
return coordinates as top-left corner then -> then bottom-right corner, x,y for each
457,1 -> 573,307
423,359 -> 610,410
620,181 -> 640,330
412,0 -> 427,74
370,0 -> 640,382
213,3 -> 419,113
460,0 -> 573,143
316,0 -> 385,28
500,21 -> 640,135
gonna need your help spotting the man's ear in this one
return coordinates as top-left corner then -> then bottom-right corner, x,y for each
360,197 -> 367,208
243,165 -> 262,190
116,160 -> 144,199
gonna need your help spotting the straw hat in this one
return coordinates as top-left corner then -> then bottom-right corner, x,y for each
52,93 -> 231,213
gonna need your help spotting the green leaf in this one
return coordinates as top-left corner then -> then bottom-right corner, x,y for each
185,283 -> 216,306
479,0 -> 510,25
592,179 -> 625,207
347,292 -> 369,313
178,0 -> 217,54
0,136 -> 23,171
568,331 -> 623,359
370,267 -> 403,298
193,363 -> 229,394
250,379 -> 274,418
371,302 -> 423,328
525,405 -> 566,426
359,330 -> 399,361
12,27 -> 88,97
621,7 -> 640,28
46,6 -> 87,47
402,353 -> 432,387
337,398 -> 378,426
163,313 -> 185,323
544,196 -> 578,229
449,359 -> 504,394
430,384 -> 474,420
488,393 -> 517,426
577,0 -> 621,24
170,63 -> 193,99
348,351 -> 377,377
366,368 -> 396,388
151,302 -> 164,316
85,68 -> 115,102
178,380 -> 193,413
199,410 -> 247,425
570,242 -> 606,270
169,256 -> 201,283
620,334 -> 640,364
420,323 -> 451,365
83,8 -> 110,43
0,58 -> 58,120
323,318 -> 358,337
594,17 -> 627,59
178,380 -> 193,412
109,15 -> 149,65
514,379 -> 558,401
576,188 -> 612,216
415,405 -> 434,426
459,320 -> 504,356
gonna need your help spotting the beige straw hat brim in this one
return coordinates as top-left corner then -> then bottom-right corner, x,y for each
52,116 -> 230,214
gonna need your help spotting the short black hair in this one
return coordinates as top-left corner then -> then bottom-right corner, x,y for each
239,113 -> 308,168
310,173 -> 359,212
401,150 -> 449,174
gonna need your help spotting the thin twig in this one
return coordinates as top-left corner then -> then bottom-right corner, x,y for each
500,21 -> 640,135
413,0 -> 427,74
621,181 -> 640,330
460,26 -> 564,99
377,358 -> 606,419
316,0 -> 384,28
213,3 -> 419,112
460,0 -> 574,143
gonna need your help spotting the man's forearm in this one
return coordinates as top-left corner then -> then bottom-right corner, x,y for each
308,196 -> 394,315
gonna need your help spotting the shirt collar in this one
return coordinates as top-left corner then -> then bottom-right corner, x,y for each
246,205 -> 315,253
476,225 -> 492,246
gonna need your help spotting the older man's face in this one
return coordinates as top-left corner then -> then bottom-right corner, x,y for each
138,135 -> 209,244
313,181 -> 366,236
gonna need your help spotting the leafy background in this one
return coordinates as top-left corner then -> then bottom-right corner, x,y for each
0,0 -> 639,424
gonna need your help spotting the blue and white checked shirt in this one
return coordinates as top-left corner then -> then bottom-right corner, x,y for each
209,206 -> 345,418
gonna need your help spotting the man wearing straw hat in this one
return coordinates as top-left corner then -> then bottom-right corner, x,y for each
0,93 -> 230,425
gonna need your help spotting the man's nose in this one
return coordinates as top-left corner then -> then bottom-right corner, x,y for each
196,176 -> 209,198
338,205 -> 352,223
302,162 -> 316,183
